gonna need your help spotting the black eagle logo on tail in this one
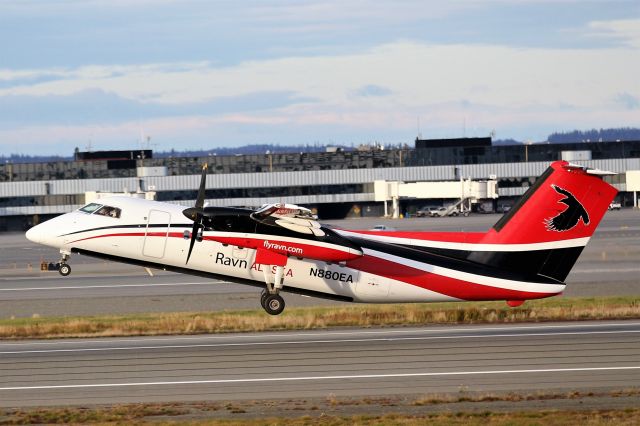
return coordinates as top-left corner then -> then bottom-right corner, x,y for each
545,185 -> 590,232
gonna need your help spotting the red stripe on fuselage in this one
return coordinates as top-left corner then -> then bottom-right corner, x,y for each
346,255 -> 557,301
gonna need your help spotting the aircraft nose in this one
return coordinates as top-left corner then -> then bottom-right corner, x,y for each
25,225 -> 42,244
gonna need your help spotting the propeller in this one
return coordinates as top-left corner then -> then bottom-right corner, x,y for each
183,164 -> 208,264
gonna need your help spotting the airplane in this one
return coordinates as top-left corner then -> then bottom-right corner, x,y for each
25,160 -> 617,315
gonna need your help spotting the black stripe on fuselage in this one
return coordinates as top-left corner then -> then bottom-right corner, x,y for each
346,237 -> 562,285
59,223 -> 193,237
395,244 -> 583,283
71,248 -> 354,303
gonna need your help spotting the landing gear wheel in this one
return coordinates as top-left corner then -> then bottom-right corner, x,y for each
58,263 -> 71,276
263,294 -> 285,315
260,290 -> 269,309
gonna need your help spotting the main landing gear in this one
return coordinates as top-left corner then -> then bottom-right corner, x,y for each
58,251 -> 71,277
260,264 -> 286,315
260,290 -> 285,315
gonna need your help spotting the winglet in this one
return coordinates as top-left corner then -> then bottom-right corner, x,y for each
563,162 -> 616,176
585,168 -> 616,176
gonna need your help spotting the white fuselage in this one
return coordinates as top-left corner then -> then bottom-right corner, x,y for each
26,197 -> 457,304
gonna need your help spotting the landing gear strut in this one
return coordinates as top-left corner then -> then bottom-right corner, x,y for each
260,264 -> 286,315
58,251 -> 71,277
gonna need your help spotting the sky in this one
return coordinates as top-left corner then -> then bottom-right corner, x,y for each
0,0 -> 638,155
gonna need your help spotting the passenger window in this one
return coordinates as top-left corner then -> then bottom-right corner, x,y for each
79,203 -> 103,214
95,205 -> 121,218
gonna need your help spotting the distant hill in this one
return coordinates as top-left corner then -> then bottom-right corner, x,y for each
0,154 -> 70,164
547,128 -> 640,143
492,138 -> 523,146
154,144 -> 354,158
3,127 -> 639,163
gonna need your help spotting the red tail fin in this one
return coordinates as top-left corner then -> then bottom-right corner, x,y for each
488,161 -> 616,244
473,161 -> 617,282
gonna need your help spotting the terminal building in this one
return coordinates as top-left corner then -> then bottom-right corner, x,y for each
1,138 -> 639,231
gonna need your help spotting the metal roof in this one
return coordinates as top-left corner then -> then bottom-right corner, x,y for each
2,159 -> 636,198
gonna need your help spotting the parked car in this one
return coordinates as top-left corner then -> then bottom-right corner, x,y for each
416,206 -> 439,217
608,202 -> 622,210
429,207 -> 447,217
497,204 -> 512,213
430,206 -> 468,217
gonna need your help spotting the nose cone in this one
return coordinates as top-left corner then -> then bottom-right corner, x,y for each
25,219 -> 62,247
25,225 -> 42,244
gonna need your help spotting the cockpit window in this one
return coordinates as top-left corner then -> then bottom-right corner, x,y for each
79,203 -> 103,213
95,206 -> 122,218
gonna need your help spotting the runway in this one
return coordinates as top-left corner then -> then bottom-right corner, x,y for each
0,321 -> 638,407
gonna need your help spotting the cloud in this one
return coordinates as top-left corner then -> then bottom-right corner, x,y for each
587,19 -> 640,48
0,34 -> 637,153
5,0 -> 636,72
2,38 -> 638,109
3,99 -> 638,156
614,92 -> 640,110
0,8 -> 637,154
0,89 -> 314,127
352,85 -> 393,98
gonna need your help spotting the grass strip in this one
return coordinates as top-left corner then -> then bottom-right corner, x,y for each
1,406 -> 639,425
0,296 -> 638,339
0,389 -> 638,424
412,388 -> 640,406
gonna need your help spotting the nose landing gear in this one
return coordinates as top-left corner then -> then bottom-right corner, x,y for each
58,263 -> 71,276
58,250 -> 71,277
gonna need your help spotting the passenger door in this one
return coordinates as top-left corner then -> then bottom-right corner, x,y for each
143,210 -> 171,258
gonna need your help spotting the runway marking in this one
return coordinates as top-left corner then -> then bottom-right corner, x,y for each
572,268 -> 640,273
1,322 -> 638,348
1,329 -> 639,355
1,366 -> 639,391
0,282 -> 223,292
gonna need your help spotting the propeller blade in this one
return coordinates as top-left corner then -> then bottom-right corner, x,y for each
195,163 -> 208,209
185,164 -> 208,264
182,163 -> 208,265
185,221 -> 200,265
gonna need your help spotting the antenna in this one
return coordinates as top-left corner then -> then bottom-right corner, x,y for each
139,127 -> 145,150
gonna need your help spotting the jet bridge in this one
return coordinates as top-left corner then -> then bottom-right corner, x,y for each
374,178 -> 498,218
